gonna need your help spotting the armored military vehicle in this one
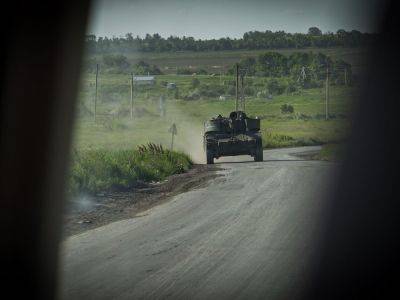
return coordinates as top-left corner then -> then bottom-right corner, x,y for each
203,111 -> 263,164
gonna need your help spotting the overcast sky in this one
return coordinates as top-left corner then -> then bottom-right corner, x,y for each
88,0 -> 383,39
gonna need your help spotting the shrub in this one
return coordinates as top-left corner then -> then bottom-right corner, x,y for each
280,104 -> 294,114
176,68 -> 192,75
267,78 -> 286,95
196,68 -> 208,75
286,81 -> 298,94
68,144 -> 192,195
134,60 -> 162,75
102,54 -> 130,71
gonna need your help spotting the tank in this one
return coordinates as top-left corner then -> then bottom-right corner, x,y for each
203,111 -> 263,164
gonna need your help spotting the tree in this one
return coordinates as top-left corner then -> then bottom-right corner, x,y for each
280,104 -> 294,114
308,27 -> 322,36
102,54 -> 130,71
256,52 -> 288,77
133,61 -> 163,75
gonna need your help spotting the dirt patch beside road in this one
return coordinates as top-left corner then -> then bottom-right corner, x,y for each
63,164 -> 220,237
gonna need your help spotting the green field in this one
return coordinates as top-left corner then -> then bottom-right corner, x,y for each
73,70 -> 356,163
93,47 -> 369,75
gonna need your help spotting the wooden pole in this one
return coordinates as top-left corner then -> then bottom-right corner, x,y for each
235,64 -> 239,116
94,64 -> 98,122
325,65 -> 329,120
130,73 -> 134,119
240,74 -> 245,112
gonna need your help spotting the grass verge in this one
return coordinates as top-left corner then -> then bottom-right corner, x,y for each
314,143 -> 347,161
68,143 -> 192,195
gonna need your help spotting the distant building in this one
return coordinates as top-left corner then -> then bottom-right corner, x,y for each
133,76 -> 155,85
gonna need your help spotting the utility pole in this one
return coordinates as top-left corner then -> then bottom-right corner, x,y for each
240,73 -> 245,112
344,67 -> 348,86
94,64 -> 98,122
130,73 -> 134,119
325,65 -> 329,120
168,123 -> 177,151
235,64 -> 239,116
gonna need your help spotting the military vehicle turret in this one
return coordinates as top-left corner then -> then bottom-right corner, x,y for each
203,111 -> 263,164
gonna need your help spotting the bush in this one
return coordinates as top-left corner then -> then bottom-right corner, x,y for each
267,78 -> 286,95
68,144 -> 192,195
196,68 -> 208,75
286,81 -> 298,94
176,68 -> 192,75
280,104 -> 294,114
134,60 -> 162,75
102,54 -> 130,71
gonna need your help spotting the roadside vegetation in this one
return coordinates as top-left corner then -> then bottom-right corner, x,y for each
68,143 -> 192,195
314,143 -> 347,161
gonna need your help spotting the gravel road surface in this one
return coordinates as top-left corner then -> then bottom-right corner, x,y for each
60,146 -> 336,299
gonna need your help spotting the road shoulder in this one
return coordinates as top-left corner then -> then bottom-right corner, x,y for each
63,164 -> 220,237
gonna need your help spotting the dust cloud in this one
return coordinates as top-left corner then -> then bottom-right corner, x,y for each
174,123 -> 206,164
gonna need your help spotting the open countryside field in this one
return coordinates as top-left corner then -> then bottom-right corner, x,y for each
73,72 -> 357,162
67,46 -> 363,197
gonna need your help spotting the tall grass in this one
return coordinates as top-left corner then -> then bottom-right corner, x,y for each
316,143 -> 347,161
68,143 -> 192,195
262,132 -> 323,148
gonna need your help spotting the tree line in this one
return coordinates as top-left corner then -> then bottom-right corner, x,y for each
229,51 -> 351,84
85,51 -> 352,88
85,27 -> 377,53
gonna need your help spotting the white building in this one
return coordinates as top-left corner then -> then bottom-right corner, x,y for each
133,76 -> 155,85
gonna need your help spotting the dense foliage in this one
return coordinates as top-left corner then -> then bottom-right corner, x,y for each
228,51 -> 351,85
85,28 -> 376,53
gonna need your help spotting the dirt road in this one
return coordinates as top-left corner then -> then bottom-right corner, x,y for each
60,146 -> 336,299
